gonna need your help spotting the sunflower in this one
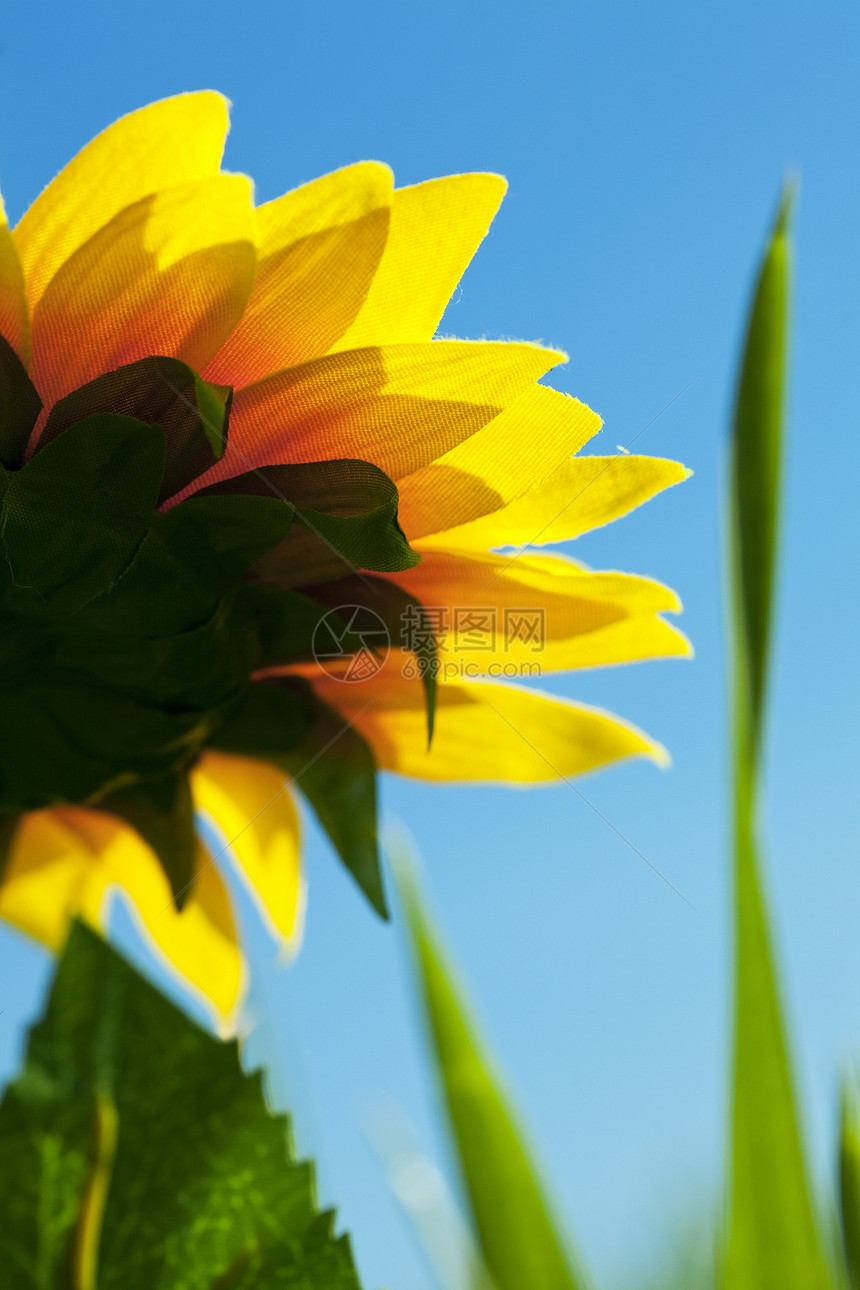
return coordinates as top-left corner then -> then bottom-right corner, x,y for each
0,92 -> 689,1027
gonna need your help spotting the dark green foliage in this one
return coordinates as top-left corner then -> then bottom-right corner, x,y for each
200,457 -> 420,582
98,770 -> 197,909
0,354 -> 421,914
0,922 -> 363,1290
0,334 -> 42,468
37,355 -> 232,502
213,677 -> 386,918
2,414 -> 165,615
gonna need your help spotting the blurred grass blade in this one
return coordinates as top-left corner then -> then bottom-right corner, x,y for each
397,855 -> 588,1290
724,184 -> 831,1290
839,1079 -> 860,1287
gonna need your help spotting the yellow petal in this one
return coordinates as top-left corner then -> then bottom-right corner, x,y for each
192,751 -> 304,952
332,173 -> 507,350
382,547 -> 690,671
0,194 -> 29,365
311,668 -> 667,782
15,91 -> 229,312
30,176 -> 256,414
421,454 -> 690,550
205,163 -> 393,388
396,385 -> 601,538
0,807 -> 243,1024
192,339 -> 564,491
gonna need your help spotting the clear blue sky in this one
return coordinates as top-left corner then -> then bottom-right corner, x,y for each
1,3 -> 858,1285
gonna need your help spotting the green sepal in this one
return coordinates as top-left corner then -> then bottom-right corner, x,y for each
208,678 -> 313,763
37,355 -> 232,503
209,676 -> 386,918
199,458 -> 420,584
236,583 -> 360,669
0,672 -> 214,811
67,593 -> 256,711
0,921 -> 364,1289
0,414 -> 164,615
80,493 -> 294,637
308,574 -> 438,746
97,769 -> 196,910
280,677 -> 386,920
0,334 -> 42,468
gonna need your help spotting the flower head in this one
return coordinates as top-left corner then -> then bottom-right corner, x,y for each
0,93 -> 689,1026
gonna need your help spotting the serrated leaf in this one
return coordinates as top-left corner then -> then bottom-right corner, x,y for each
37,355 -> 232,502
200,458 -> 420,582
0,333 -> 42,468
1,414 -> 164,614
0,920 -> 363,1289
724,185 -> 832,1290
397,858 -> 587,1290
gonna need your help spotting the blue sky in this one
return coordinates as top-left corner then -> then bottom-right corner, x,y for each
1,2 -> 858,1285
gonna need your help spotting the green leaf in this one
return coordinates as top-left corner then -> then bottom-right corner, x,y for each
397,856 -> 588,1290
0,333 -> 42,468
0,920 -> 363,1289
307,573 -> 438,746
37,355 -> 232,502
237,583 -> 359,669
208,677 -> 312,762
840,1079 -> 860,1289
200,458 -> 420,582
98,769 -> 196,910
730,185 -> 791,765
212,677 -> 387,918
1,414 -> 165,614
724,185 -> 832,1290
82,493 -> 293,636
0,672 -> 213,810
69,593 -> 256,710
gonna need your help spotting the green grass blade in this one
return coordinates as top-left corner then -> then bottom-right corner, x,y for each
724,184 -> 832,1290
398,857 -> 588,1290
730,184 -> 792,764
839,1080 -> 860,1287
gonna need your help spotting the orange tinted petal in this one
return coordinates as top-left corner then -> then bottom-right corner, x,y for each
381,547 -> 690,670
205,163 -> 392,387
396,385 -> 601,538
30,177 -> 256,414
192,340 -> 563,491
311,668 -> 666,782
15,91 -> 229,312
0,194 -> 29,365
